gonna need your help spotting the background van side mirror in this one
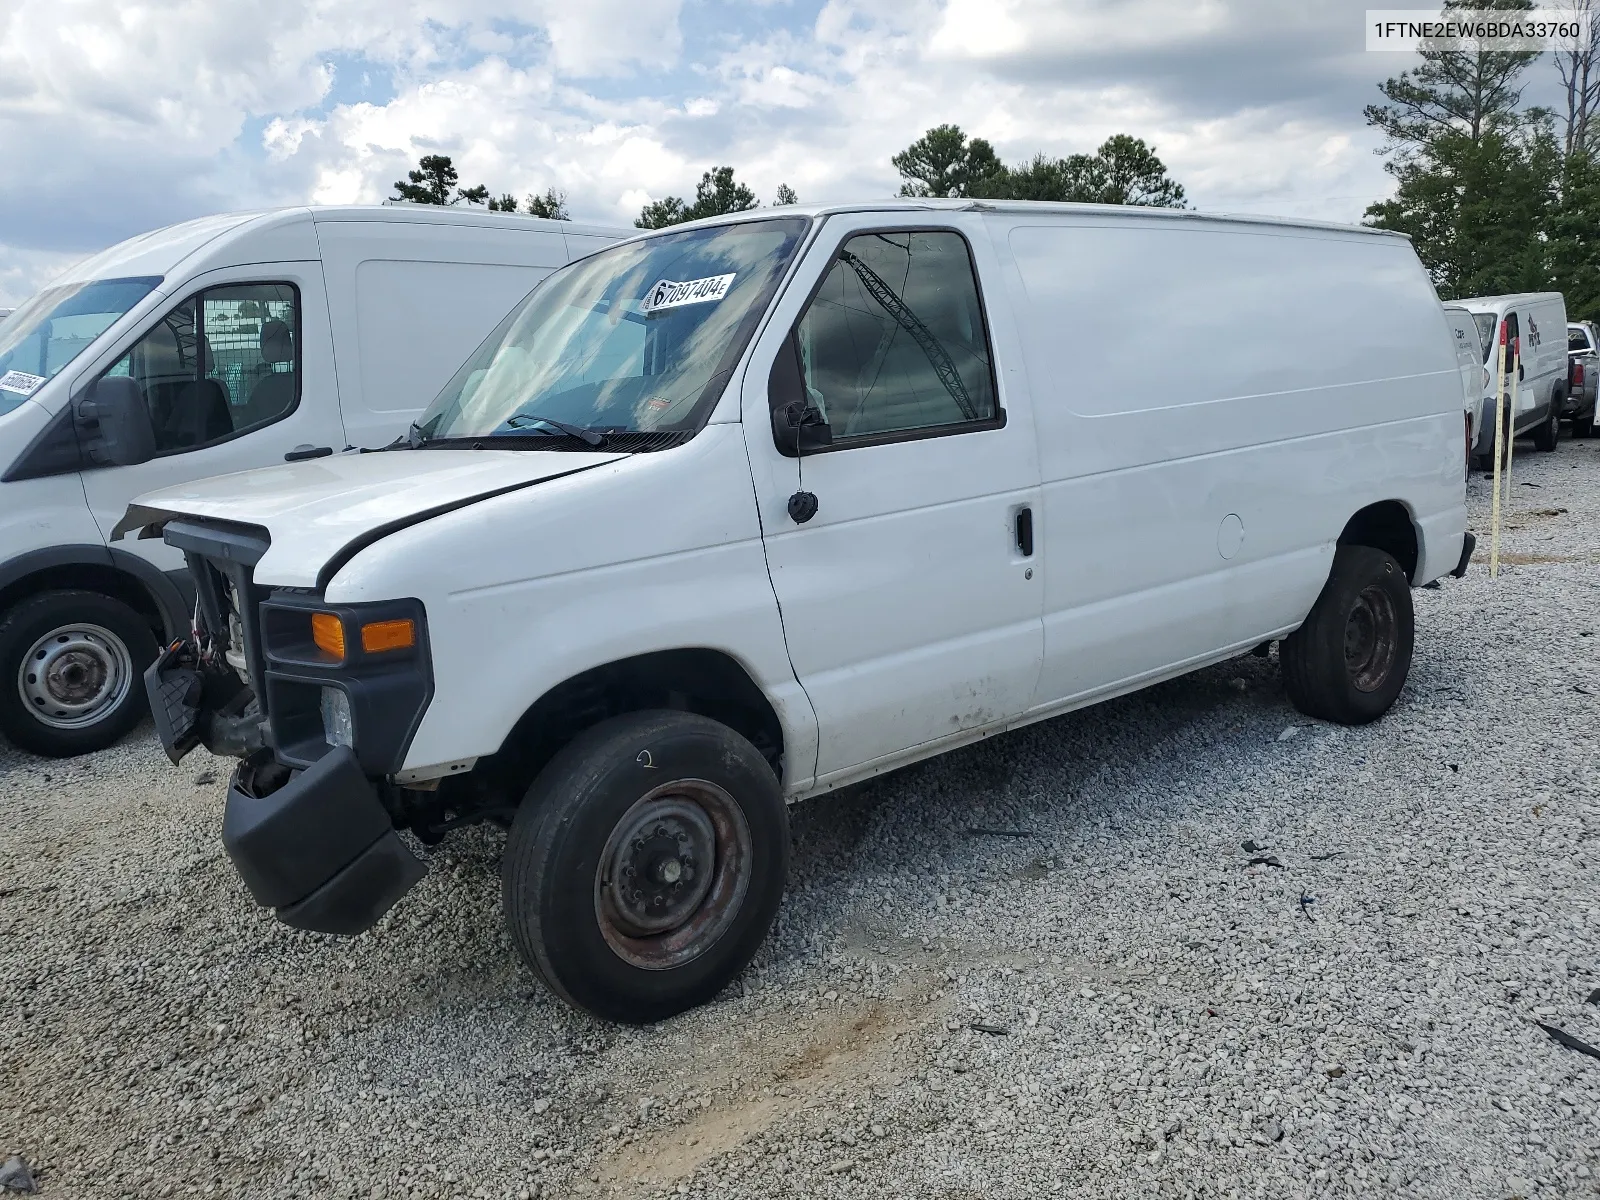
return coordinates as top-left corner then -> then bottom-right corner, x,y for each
75,376 -> 156,467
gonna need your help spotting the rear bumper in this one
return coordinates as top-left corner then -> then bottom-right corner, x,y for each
222,747 -> 425,936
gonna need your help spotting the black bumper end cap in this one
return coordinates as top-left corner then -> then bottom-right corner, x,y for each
276,829 -> 426,936
1451,532 -> 1476,578
224,745 -> 411,911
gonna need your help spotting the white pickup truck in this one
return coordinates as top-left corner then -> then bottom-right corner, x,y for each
121,200 -> 1471,1022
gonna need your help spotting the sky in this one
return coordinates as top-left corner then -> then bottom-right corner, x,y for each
0,0 -> 1574,306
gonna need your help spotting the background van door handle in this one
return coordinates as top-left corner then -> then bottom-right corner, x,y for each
1015,506 -> 1034,557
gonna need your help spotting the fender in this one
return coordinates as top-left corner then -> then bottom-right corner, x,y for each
0,544 -> 190,640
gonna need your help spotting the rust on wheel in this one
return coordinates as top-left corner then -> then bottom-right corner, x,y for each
594,779 -> 752,971
1344,584 -> 1398,693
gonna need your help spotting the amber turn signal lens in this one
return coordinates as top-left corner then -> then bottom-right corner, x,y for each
360,618 -> 416,654
310,612 -> 346,660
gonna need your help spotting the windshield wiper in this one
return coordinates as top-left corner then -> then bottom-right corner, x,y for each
501,414 -> 608,447
838,249 -> 979,421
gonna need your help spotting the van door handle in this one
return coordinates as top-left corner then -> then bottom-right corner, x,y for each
1015,506 -> 1034,557
285,444 -> 333,462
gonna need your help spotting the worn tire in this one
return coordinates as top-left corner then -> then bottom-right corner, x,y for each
0,589 -> 157,758
1533,403 -> 1560,451
1573,409 -> 1596,439
502,710 -> 789,1023
1281,546 -> 1414,726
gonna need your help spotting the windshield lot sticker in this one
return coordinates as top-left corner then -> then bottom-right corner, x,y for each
0,370 -> 45,396
642,273 -> 736,313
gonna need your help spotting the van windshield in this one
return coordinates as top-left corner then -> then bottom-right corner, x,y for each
0,276 -> 162,417
1472,312 -> 1497,363
415,218 -> 808,445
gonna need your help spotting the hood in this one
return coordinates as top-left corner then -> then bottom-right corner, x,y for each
116,448 -> 625,588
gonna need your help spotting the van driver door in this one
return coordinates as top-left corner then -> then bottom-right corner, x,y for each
74,262 -> 346,574
740,214 -> 1043,789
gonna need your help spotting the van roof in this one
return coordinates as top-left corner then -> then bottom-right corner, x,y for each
48,204 -> 628,290
647,197 -> 1412,240
1450,292 -> 1565,313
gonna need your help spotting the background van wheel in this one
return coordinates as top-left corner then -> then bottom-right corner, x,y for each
1281,546 -> 1414,726
0,589 -> 158,758
1533,405 -> 1560,451
502,710 -> 789,1023
1574,410 -> 1596,439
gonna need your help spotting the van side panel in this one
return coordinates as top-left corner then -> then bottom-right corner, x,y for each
989,216 -> 1464,710
315,220 -> 573,449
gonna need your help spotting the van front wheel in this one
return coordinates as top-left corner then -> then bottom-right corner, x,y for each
501,710 -> 789,1023
0,589 -> 157,758
1281,546 -> 1414,725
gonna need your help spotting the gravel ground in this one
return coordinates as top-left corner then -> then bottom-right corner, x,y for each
4,438 -> 1600,1200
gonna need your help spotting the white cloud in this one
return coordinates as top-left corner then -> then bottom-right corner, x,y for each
0,0 -> 1411,304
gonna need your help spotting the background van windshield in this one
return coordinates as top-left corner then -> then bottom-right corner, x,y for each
0,277 -> 162,417
417,218 -> 807,443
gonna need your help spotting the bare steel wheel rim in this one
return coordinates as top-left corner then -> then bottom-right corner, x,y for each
1343,585 -> 1398,693
17,622 -> 134,730
594,779 -> 752,971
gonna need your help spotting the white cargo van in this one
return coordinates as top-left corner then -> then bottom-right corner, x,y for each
122,200 -> 1471,1022
0,205 -> 626,756
1442,304 -> 1487,469
1455,292 -> 1569,464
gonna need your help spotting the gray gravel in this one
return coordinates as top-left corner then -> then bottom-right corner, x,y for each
4,438 -> 1600,1200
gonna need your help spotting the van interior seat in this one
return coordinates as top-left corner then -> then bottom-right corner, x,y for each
241,320 -> 296,428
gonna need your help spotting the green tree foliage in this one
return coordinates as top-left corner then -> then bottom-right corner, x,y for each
1364,0 -> 1542,149
891,124 -> 1005,197
525,188 -> 571,220
391,155 -> 493,206
636,166 -> 760,229
1077,135 -> 1188,206
892,127 -> 1185,207
488,193 -> 520,212
774,182 -> 799,206
1367,129 -> 1557,297
1551,150 -> 1600,318
1358,0 -> 1581,301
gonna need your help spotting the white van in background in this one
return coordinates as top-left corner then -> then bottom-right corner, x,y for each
124,200 -> 1471,1022
0,205 -> 628,756
1456,292 -> 1569,465
1442,304 -> 1487,469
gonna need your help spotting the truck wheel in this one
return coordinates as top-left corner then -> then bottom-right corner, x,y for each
502,710 -> 789,1023
1574,409 -> 1595,439
0,589 -> 158,758
1281,546 -> 1413,726
1533,404 -> 1560,451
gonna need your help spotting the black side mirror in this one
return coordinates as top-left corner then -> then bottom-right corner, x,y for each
767,334 -> 831,456
75,376 -> 156,467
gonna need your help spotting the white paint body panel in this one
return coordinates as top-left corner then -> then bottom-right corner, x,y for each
1442,305 -> 1486,444
325,425 -> 818,784
128,449 -> 623,588
122,200 -> 1466,796
1454,292 -> 1569,440
1,206 -> 628,582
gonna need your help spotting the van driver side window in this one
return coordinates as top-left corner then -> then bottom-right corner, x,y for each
101,282 -> 299,454
791,230 -> 998,445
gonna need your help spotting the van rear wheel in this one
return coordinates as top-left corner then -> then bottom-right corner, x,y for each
1281,546 -> 1413,725
501,710 -> 789,1023
0,589 -> 157,758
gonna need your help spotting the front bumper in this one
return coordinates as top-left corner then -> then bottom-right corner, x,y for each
222,746 -> 425,935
